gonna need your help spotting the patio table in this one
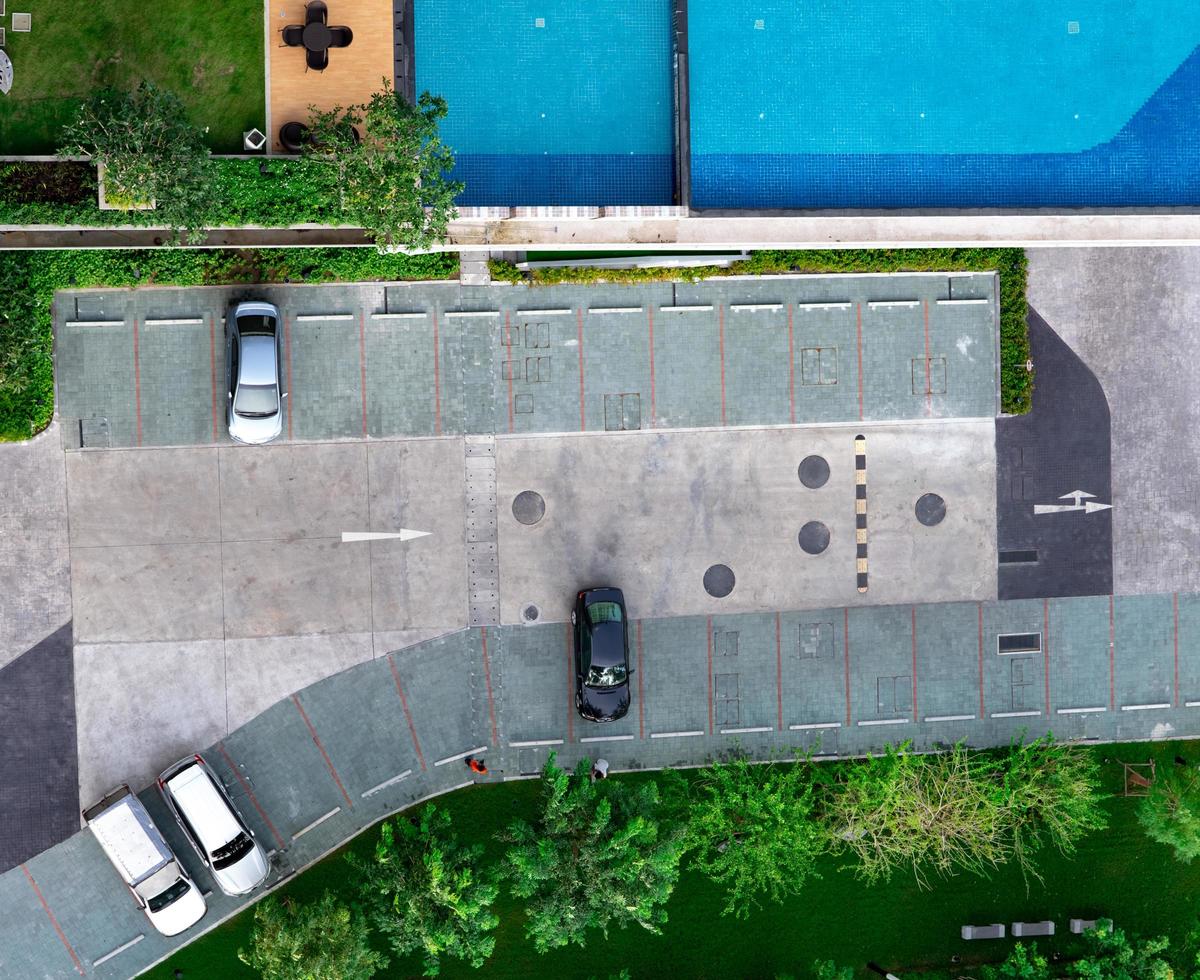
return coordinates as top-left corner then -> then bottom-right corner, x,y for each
302,21 -> 331,52
0,50 -> 11,96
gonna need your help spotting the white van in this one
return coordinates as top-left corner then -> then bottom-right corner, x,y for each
83,785 -> 207,936
158,755 -> 270,896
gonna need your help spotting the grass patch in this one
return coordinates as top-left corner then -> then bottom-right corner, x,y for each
491,248 -> 1031,415
0,249 -> 457,441
0,0 -> 264,154
146,741 -> 1199,980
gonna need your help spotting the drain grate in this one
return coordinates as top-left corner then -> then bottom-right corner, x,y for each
464,437 -> 499,626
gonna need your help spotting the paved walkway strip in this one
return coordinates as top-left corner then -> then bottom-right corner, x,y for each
290,694 -> 353,809
21,864 -> 84,976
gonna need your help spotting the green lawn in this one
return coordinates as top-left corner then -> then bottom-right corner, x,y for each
0,0 -> 264,154
146,741 -> 1200,980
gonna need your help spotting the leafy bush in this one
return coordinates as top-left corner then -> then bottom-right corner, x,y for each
1138,765 -> 1200,863
489,248 -> 1031,414
0,248 -> 457,440
238,892 -> 386,980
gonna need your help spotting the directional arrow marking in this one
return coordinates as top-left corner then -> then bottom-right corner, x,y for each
341,529 -> 431,543
1033,490 -> 1112,517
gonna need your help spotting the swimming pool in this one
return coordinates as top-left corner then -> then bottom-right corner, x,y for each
415,0 -> 675,206
688,1 -> 1200,208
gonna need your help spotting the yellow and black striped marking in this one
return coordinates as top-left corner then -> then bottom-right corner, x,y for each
854,435 -> 868,593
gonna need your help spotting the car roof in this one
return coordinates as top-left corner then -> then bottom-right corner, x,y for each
165,764 -> 242,852
588,620 -> 626,668
238,335 -> 277,386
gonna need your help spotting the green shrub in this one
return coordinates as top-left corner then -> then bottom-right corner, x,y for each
0,248 -> 457,440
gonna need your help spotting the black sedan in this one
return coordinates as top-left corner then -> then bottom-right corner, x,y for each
571,587 -> 632,723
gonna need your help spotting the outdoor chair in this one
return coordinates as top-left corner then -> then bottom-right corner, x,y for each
281,24 -> 303,46
279,122 -> 309,153
306,46 -> 328,72
327,25 -> 353,48
305,0 -> 327,25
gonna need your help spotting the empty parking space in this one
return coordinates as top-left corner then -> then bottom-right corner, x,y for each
1178,594 -> 1200,705
1113,594 -> 1175,711
137,319 -> 216,447
722,308 -> 791,427
781,609 -> 848,735
847,606 -> 917,726
365,313 -> 439,437
581,310 -> 653,432
651,306 -> 722,428
493,625 -> 570,747
57,320 -> 138,449
982,598 -> 1047,720
914,602 -> 983,724
709,614 -> 779,735
1047,595 -> 1113,716
387,632 -> 479,764
642,617 -> 710,737
288,316 -> 364,441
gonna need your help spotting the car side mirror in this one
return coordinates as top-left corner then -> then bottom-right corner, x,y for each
282,392 -> 288,398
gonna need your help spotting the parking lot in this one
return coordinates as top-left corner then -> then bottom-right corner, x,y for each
54,275 -> 999,450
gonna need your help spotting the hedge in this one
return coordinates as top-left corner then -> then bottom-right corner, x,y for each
0,248 -> 457,441
491,248 -> 1031,414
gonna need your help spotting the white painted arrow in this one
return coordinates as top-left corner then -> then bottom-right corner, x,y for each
341,529 -> 431,543
1084,501 -> 1113,514
1033,490 -> 1111,516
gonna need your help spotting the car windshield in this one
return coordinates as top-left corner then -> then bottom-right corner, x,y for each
237,314 -> 275,336
234,383 -> 278,418
147,877 -> 191,913
588,601 -> 623,624
585,663 -> 627,688
212,831 -> 255,870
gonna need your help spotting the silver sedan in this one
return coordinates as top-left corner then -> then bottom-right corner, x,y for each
225,301 -> 286,445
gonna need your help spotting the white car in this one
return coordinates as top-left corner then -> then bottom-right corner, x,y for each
158,755 -> 270,896
226,301 -> 286,445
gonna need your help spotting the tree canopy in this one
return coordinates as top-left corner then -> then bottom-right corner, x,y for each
501,754 -> 686,952
1138,764 -> 1200,864
238,892 -> 386,980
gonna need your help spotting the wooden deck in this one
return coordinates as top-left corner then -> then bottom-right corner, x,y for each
267,0 -> 396,152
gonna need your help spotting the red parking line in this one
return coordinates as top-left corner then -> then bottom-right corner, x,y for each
787,304 -> 795,425
647,309 -> 656,427
706,615 -> 714,734
21,865 -> 84,976
432,312 -> 442,436
636,620 -> 645,740
564,622 -> 575,744
504,314 -> 513,431
209,314 -> 219,442
910,607 -> 919,722
577,309 -> 586,430
1175,592 -> 1181,707
1109,595 -> 1116,711
1044,599 -> 1052,714
855,303 -> 864,421
284,314 -> 293,441
922,300 -> 932,416
480,628 -> 498,745
291,694 -> 353,809
718,304 -> 727,426
217,742 -> 286,849
133,317 -> 143,446
977,602 -> 985,717
386,656 -> 427,771
358,312 -> 368,438
775,611 -> 783,731
843,607 -> 852,726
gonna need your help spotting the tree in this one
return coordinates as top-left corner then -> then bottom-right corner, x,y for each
1138,764 -> 1200,863
304,80 -> 463,250
821,739 -> 1106,886
238,892 -> 386,980
681,756 -> 826,918
501,754 -> 686,952
351,805 -> 498,976
1067,920 -> 1172,980
981,942 -> 1052,980
58,82 -> 218,244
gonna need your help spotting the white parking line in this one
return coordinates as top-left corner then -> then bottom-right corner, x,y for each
588,306 -> 643,314
868,300 -> 921,308
1055,706 -> 1107,715
445,310 -> 499,318
579,734 -> 636,744
720,725 -> 773,734
729,303 -> 783,312
659,305 -> 713,312
295,313 -> 354,322
796,302 -> 852,310
936,298 -> 990,306
509,739 -> 564,747
789,721 -> 842,731
857,718 -> 910,727
650,730 -> 704,739
1120,703 -> 1171,712
990,710 -> 1042,718
92,935 -> 144,967
515,308 -> 573,316
371,311 -> 427,320
143,318 -> 204,326
924,714 -> 976,723
434,746 -> 488,767
360,770 -> 412,799
1187,701 -> 1200,708
291,807 -> 340,841
64,320 -> 123,327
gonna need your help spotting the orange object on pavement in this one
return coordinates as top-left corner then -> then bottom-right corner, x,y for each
466,756 -> 489,775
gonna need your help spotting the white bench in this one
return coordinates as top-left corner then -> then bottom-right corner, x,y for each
1012,921 -> 1055,937
961,923 -> 1005,940
1070,918 -> 1098,934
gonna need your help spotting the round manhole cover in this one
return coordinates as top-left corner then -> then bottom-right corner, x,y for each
521,604 -> 540,623
703,564 -> 736,598
798,521 -> 831,555
798,455 -> 830,489
512,490 -> 546,526
915,493 -> 947,527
